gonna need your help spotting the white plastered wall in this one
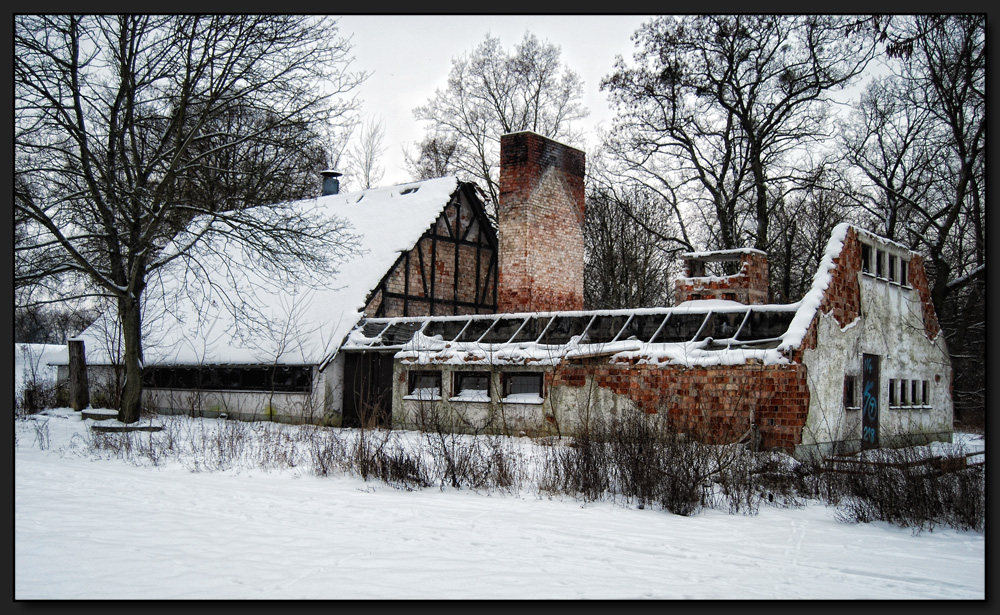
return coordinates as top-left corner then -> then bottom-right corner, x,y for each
800,265 -> 953,458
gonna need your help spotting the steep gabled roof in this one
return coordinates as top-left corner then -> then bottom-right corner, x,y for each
77,176 -> 464,367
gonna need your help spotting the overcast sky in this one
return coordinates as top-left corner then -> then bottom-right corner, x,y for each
336,15 -> 653,186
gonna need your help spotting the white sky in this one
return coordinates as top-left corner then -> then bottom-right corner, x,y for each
336,15 -> 653,186
14,406 -> 986,599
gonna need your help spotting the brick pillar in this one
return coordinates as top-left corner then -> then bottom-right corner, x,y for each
498,131 -> 585,313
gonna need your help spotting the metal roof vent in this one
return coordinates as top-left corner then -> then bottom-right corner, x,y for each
320,169 -> 342,196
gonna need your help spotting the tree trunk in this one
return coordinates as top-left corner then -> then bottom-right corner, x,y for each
118,295 -> 144,424
67,339 -> 90,411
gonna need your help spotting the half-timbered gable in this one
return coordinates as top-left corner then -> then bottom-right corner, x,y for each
365,182 -> 498,317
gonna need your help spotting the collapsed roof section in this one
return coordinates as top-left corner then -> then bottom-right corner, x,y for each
341,301 -> 800,367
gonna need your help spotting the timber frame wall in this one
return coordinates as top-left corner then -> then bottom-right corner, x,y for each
363,182 -> 499,318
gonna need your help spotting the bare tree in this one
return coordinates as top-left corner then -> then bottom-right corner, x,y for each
413,31 -> 588,220
14,15 -> 366,422
343,115 -> 386,190
584,186 -> 679,310
602,15 -> 874,258
841,15 -> 985,423
404,133 -> 460,181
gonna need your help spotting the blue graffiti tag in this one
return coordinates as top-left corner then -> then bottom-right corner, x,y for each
862,425 -> 877,443
863,381 -> 877,420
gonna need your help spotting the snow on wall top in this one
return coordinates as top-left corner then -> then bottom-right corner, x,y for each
777,222 -> 851,354
681,247 -> 768,259
71,176 -> 462,367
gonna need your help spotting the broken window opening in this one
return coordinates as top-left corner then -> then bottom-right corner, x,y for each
502,372 -> 543,403
452,371 -> 490,402
406,370 -> 442,400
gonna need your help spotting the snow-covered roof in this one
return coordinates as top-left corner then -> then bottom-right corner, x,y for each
73,176 -> 464,366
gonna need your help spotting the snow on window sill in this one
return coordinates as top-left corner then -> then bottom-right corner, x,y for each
449,392 -> 490,403
404,389 -> 441,401
501,394 -> 544,405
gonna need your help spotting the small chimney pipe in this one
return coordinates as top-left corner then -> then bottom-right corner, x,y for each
320,169 -> 342,196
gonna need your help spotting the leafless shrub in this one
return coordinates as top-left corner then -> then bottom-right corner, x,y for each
30,417 -> 51,451
349,428 -> 429,491
824,443 -> 985,532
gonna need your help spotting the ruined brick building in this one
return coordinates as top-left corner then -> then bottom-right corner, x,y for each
65,131 -> 953,459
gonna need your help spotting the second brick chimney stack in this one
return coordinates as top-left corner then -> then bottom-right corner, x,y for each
498,131 -> 585,313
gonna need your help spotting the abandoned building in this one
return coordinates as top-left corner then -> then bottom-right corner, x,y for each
61,130 -> 953,459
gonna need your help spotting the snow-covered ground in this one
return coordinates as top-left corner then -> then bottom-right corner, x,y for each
15,408 -> 984,600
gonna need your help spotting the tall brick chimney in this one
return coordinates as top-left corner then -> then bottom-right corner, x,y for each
498,131 -> 585,313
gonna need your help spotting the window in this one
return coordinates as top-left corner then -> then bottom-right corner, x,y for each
861,244 -> 872,273
922,380 -> 929,406
875,249 -> 885,278
452,371 -> 490,402
407,370 -> 442,400
844,375 -> 858,409
899,378 -> 908,405
899,259 -> 908,287
888,254 -> 897,283
503,372 -> 544,403
142,365 -> 312,392
888,378 -> 897,406
911,380 -> 920,406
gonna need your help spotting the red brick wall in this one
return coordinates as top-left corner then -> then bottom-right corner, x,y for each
674,251 -> 770,305
907,254 -> 941,339
550,360 -> 810,452
498,131 -> 585,313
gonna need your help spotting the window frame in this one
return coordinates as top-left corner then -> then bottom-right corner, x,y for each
406,370 -> 442,400
501,372 -> 544,404
451,370 -> 491,402
844,375 -> 859,410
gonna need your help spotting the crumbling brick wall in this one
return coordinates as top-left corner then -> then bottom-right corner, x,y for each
674,251 -> 769,305
549,359 -> 810,453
